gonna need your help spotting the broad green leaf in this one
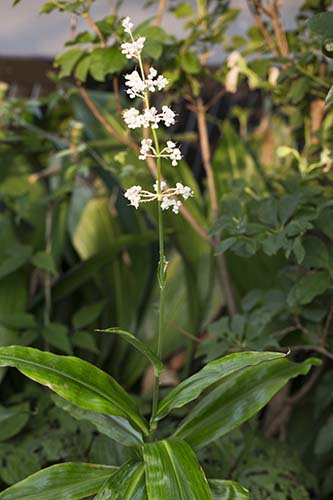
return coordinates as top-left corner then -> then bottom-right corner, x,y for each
174,357 -> 320,449
96,328 -> 164,375
287,271 -> 330,306
72,301 -> 106,329
72,330 -> 99,354
0,463 -> 116,500
157,351 -> 285,420
0,346 -> 148,436
42,323 -> 72,355
89,48 -> 127,82
143,439 -> 212,500
307,12 -> 333,37
54,49 -> 84,78
32,251 -> 57,275
209,479 -> 249,499
53,396 -> 143,446
0,245 -> 32,280
180,52 -> 201,74
95,461 -> 146,500
0,403 -> 30,442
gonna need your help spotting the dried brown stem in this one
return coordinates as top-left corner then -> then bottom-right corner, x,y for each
291,345 -> 333,362
83,12 -> 107,47
253,14 -> 279,55
155,0 -> 168,26
196,97 -> 237,316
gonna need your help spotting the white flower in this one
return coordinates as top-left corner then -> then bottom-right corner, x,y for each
161,106 -> 176,127
125,70 -> 146,99
122,17 -> 133,34
121,37 -> 145,59
175,182 -> 193,200
139,138 -> 154,160
143,107 -> 160,128
123,108 -> 143,129
165,140 -> 182,166
146,67 -> 168,92
161,197 -> 182,214
153,180 -> 167,192
124,185 -> 142,209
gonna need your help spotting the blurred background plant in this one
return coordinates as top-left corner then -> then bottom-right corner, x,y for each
1,0 -> 333,498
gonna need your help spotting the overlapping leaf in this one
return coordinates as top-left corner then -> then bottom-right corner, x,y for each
174,357 -> 320,449
208,479 -> 249,499
157,351 -> 285,420
96,328 -> 164,375
0,463 -> 116,500
143,438 -> 212,500
0,346 -> 148,435
94,461 -> 147,500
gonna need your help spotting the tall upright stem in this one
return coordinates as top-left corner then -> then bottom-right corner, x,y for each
137,57 -> 167,436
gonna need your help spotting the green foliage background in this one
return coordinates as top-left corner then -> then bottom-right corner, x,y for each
1,0 -> 333,498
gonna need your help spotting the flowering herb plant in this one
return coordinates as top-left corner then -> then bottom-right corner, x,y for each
0,16 -> 320,500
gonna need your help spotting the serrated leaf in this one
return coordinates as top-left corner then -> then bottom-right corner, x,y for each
174,357 -> 320,449
307,12 -> 333,37
157,351 -> 285,421
72,301 -> 105,329
89,48 -> 127,82
180,52 -> 201,74
96,328 -> 163,375
143,439 -> 212,500
32,251 -> 57,275
0,403 -> 30,441
215,237 -> 237,255
42,323 -> 72,355
288,271 -> 330,306
0,346 -> 148,436
55,49 -> 84,78
209,479 -> 249,499
0,245 -> 32,280
72,330 -> 99,354
0,463 -> 116,500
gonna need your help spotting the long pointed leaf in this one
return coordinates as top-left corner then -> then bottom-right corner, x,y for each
94,461 -> 147,500
208,479 -> 249,499
53,395 -> 142,446
0,463 -> 116,500
174,357 -> 320,449
143,438 -> 212,500
157,351 -> 285,420
96,328 -> 164,375
0,346 -> 148,436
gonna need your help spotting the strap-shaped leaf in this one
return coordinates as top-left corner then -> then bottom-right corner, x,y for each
95,461 -> 147,500
96,328 -> 164,375
143,438 -> 212,500
0,346 -> 148,436
0,463 -> 116,500
157,351 -> 285,420
53,396 -> 142,446
208,479 -> 249,499
174,357 -> 320,449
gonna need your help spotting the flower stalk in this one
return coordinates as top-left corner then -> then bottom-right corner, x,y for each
120,17 -> 194,436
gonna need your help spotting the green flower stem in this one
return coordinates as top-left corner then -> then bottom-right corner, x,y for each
137,57 -> 166,438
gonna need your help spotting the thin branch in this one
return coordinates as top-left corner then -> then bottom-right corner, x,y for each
155,0 -> 168,26
83,12 -> 107,47
196,97 -> 218,220
291,345 -> 333,361
288,365 -> 323,404
253,14 -> 279,55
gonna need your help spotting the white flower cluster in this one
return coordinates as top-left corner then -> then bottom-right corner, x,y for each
123,105 -> 176,130
125,68 -> 168,99
139,139 -> 182,167
124,182 -> 193,214
121,16 -> 191,215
